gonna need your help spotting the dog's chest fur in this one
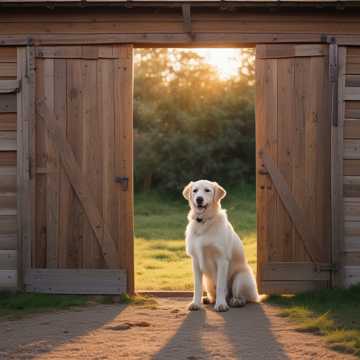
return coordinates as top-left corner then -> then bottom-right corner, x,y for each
185,211 -> 230,273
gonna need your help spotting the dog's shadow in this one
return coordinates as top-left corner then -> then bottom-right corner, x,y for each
153,303 -> 289,360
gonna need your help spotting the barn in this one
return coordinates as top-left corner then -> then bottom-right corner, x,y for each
0,0 -> 359,295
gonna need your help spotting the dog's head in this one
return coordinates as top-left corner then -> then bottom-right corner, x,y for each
182,180 -> 226,213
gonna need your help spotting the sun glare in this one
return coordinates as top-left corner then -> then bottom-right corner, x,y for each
189,48 -> 243,80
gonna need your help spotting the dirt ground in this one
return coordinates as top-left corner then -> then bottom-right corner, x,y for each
0,297 -> 355,360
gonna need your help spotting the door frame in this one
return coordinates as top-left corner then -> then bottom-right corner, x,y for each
15,38 -> 343,293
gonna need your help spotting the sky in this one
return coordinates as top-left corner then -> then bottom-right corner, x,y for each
186,48 -> 243,79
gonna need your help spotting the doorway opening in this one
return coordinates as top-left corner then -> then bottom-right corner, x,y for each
133,48 -> 256,291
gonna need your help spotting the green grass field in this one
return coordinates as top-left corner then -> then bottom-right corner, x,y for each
268,286 -> 360,357
134,184 -> 256,290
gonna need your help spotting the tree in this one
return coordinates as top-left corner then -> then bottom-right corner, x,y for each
134,48 -> 255,192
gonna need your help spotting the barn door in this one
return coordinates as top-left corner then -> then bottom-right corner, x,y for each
20,45 -> 134,294
256,44 -> 332,294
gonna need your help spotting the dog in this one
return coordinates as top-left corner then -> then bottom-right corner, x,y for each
183,180 -> 259,312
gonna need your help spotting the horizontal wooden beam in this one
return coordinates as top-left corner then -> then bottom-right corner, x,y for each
0,32 -> 327,47
24,269 -> 127,294
262,262 -> 331,281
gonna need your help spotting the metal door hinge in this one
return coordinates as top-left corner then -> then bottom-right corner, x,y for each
114,176 -> 129,191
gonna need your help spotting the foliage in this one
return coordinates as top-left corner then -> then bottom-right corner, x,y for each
134,48 -> 255,192
268,285 -> 360,356
135,184 -> 256,290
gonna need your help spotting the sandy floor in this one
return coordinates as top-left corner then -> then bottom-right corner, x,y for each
0,298 -> 355,360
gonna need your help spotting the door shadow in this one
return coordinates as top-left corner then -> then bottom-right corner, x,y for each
153,303 -> 289,360
0,303 -> 127,359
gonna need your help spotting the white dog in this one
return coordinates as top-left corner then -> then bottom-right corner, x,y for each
183,180 -> 259,312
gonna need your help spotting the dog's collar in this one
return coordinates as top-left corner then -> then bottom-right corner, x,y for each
194,216 -> 213,224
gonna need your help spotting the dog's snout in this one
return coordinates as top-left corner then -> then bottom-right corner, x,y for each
196,196 -> 204,204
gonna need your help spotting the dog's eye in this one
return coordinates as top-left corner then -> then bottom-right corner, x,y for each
205,188 -> 210,192
193,189 -> 198,193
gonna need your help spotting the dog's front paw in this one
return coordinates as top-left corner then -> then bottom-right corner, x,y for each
188,302 -> 202,311
229,296 -> 246,308
214,302 -> 229,312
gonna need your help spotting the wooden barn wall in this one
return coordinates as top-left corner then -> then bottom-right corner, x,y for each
0,47 -> 17,290
342,46 -> 360,287
0,8 -> 360,45
1,8 -> 360,289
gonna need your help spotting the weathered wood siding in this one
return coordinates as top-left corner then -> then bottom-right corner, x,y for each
342,47 -> 360,287
0,47 -> 17,290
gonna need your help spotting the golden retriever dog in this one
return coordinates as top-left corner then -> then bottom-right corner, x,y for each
183,180 -> 259,312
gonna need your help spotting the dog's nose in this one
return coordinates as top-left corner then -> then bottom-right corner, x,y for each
196,197 -> 204,204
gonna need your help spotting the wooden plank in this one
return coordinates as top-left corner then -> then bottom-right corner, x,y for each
114,45 -> 134,293
344,159 -> 360,175
331,46 -> 345,287
342,252 -> 360,266
0,131 -> 16,151
0,215 -> 16,234
261,280 -> 329,294
260,150 -> 323,263
43,58 -> 58,269
24,269 -> 126,294
256,56 -> 278,291
344,198 -> 360,221
277,57 -> 294,262
345,101 -> 360,119
344,87 -> 360,101
37,102 -> 120,268
81,55 -> 104,268
0,234 -> 17,250
344,139 -> 360,159
343,266 -> 360,287
262,262 -> 330,281
0,113 -> 16,131
0,80 -> 20,94
344,119 -> 360,139
36,46 -> 117,59
0,167 -> 16,194
0,48 -> 17,63
0,63 -> 16,79
256,44 -> 326,59
346,75 -> 360,88
17,46 -> 35,288
100,57 -> 117,273
0,250 -> 17,270
0,94 -> 16,113
0,270 -> 17,289
0,194 -> 16,210
344,176 -> 360,197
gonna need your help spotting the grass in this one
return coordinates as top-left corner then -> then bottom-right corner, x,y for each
0,292 -> 88,319
134,183 -> 256,290
267,285 -> 360,357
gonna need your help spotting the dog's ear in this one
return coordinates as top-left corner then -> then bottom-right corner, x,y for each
182,182 -> 193,200
213,182 -> 227,202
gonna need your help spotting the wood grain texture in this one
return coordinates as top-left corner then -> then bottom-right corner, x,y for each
0,270 -> 17,289
256,44 -> 331,294
0,113 -> 16,131
24,269 -> 126,294
344,119 -> 360,139
0,94 -> 16,113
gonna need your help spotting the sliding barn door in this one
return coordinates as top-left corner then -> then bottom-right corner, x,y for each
256,44 -> 332,294
22,45 -> 134,294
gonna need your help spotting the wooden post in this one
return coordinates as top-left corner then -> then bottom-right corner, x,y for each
17,45 -> 35,290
